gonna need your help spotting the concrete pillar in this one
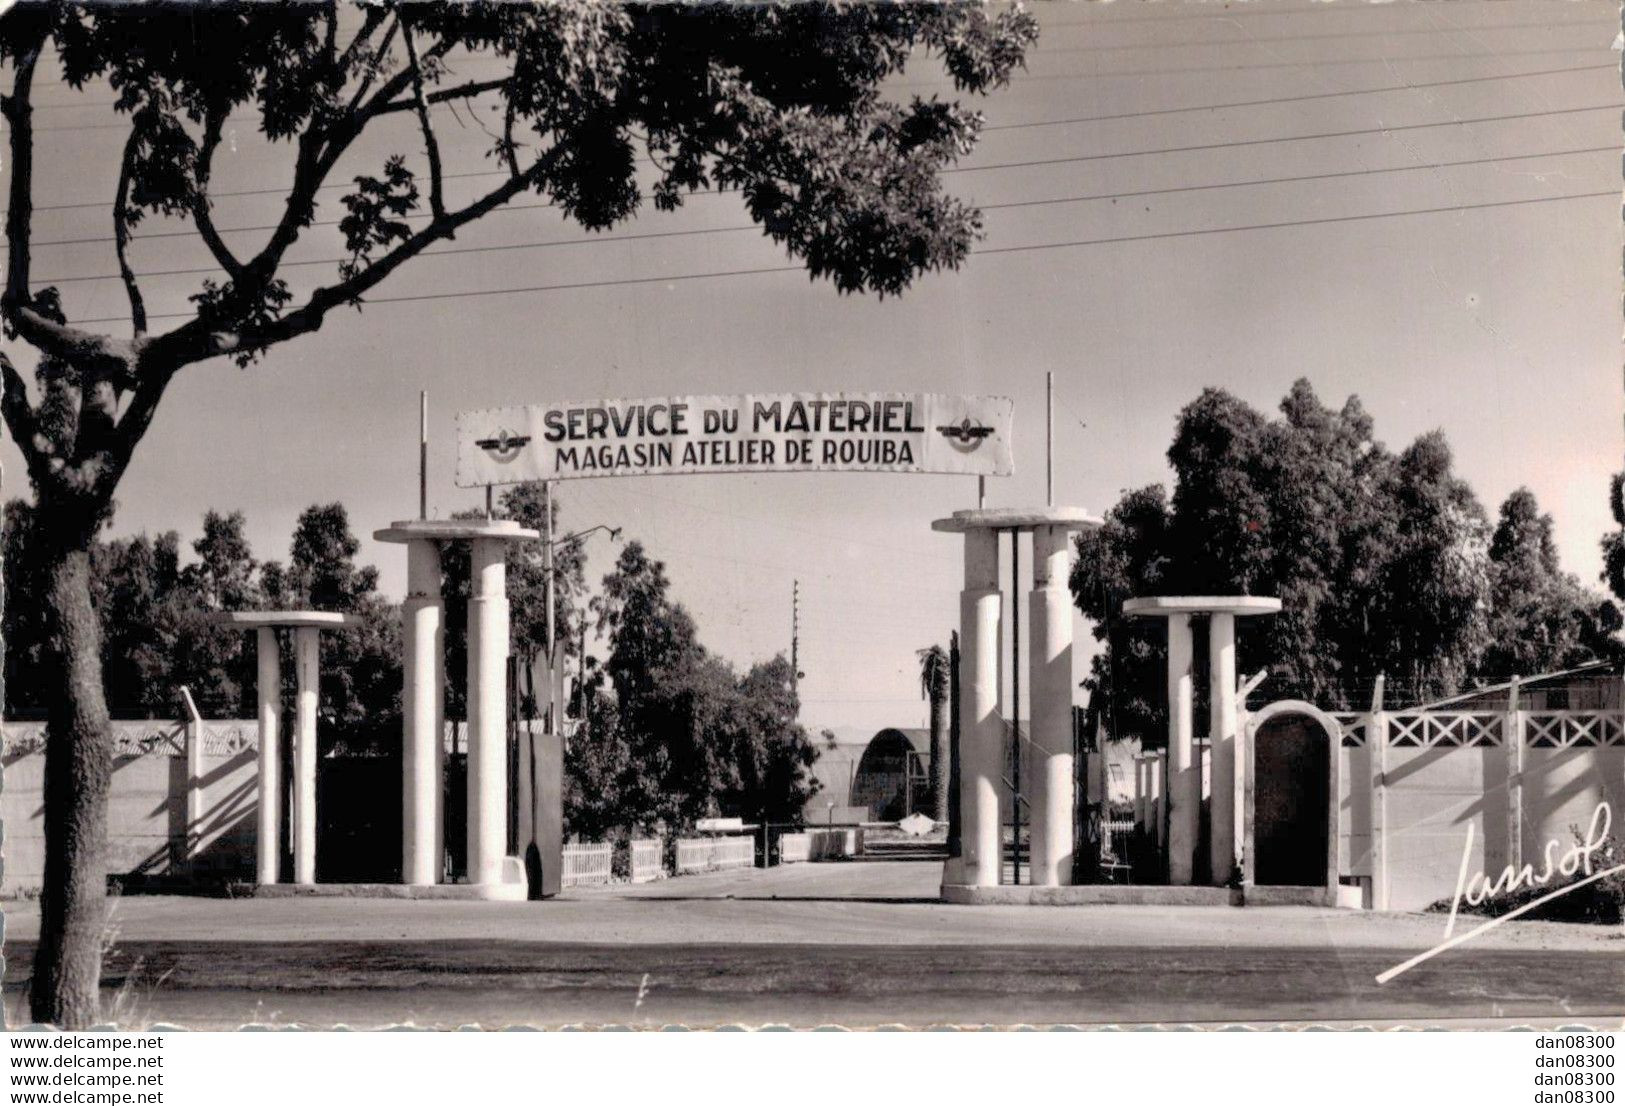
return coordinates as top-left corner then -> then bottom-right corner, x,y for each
1505,679 -> 1524,876
1166,613 -> 1197,884
1370,710 -> 1389,910
293,626 -> 319,885
1208,612 -> 1238,886
1134,757 -> 1148,831
255,628 -> 281,885
1151,751 -> 1165,849
1027,525 -> 1074,886
959,528 -> 1003,886
466,538 -> 510,887
402,539 -> 445,886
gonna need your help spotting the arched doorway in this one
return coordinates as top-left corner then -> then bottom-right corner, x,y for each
1244,701 -> 1341,894
853,728 -> 932,821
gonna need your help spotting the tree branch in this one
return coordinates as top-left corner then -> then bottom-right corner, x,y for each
212,152 -> 556,358
375,78 -> 511,116
111,129 -> 148,336
1,31 -> 44,318
336,6 -> 387,79
344,13 -> 400,116
400,21 -> 446,220
192,107 -> 247,281
0,351 -> 51,484
101,364 -> 176,498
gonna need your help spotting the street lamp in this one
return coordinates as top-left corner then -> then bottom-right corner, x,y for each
553,524 -> 621,550
542,521 -> 620,735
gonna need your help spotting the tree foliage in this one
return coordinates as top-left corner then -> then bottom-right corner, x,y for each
1072,380 -> 1618,742
569,540 -> 819,838
0,0 -> 1035,1028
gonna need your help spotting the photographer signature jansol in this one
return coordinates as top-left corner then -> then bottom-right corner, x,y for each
1377,801 -> 1618,984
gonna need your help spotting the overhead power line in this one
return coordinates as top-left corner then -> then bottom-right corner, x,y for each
22,61 -> 1614,217
1029,16 -> 1608,54
953,103 -> 1619,175
980,63 -> 1616,133
895,45 -> 1618,88
29,144 -> 1615,287
11,100 -> 1615,251
66,189 -> 1614,327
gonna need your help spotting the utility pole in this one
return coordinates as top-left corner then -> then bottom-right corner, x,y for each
419,390 -> 429,519
790,580 -> 802,694
542,481 -> 555,734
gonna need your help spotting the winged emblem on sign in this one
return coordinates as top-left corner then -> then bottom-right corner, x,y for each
936,417 -> 994,453
474,429 -> 531,463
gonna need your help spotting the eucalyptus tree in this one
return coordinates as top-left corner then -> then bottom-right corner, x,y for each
0,1 -> 1037,1025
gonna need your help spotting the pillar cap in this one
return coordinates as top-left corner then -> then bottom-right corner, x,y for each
209,611 -> 366,629
1122,596 -> 1282,618
375,518 -> 541,544
931,506 -> 1101,533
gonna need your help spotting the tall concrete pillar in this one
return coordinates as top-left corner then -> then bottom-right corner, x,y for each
402,539 -> 445,886
1166,613 -> 1197,884
255,627 -> 281,886
466,537 -> 510,888
1209,612 -> 1238,885
1028,525 -> 1075,886
959,528 -> 1003,886
293,626 -> 320,885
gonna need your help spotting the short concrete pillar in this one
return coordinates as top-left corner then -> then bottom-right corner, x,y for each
255,628 -> 281,886
1150,751 -> 1165,849
1165,613 -> 1197,884
1123,597 -> 1280,886
1133,757 -> 1148,832
1027,525 -> 1074,886
293,626 -> 320,885
959,528 -> 1003,887
1209,612 -> 1238,885
466,537 -> 510,888
402,540 -> 445,886
210,611 -> 365,887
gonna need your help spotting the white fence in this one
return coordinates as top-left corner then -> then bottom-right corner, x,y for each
1102,819 -> 1134,863
778,828 -> 862,863
561,841 -> 614,887
675,835 -> 756,874
629,838 -> 665,883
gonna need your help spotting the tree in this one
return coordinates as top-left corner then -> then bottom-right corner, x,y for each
264,503 -> 401,753
724,654 -> 820,826
1479,488 -> 1618,680
596,540 -> 708,829
917,644 -> 950,821
585,540 -> 817,835
0,1 -> 1035,1024
1071,381 -> 1608,742
1603,473 -> 1625,605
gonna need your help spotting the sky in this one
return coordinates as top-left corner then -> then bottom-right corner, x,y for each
3,1 -> 1621,734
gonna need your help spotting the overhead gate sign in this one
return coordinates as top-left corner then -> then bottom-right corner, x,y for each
456,393 -> 1013,486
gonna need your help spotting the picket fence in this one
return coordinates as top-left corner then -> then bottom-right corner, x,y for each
561,841 -> 614,887
629,838 -> 665,883
674,835 -> 756,874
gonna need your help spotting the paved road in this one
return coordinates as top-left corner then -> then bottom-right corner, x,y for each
5,862 -> 1622,1028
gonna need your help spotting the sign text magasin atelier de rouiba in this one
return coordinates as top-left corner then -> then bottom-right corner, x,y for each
456,393 -> 1014,487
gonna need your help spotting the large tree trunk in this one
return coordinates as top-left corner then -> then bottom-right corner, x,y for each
928,691 -> 948,823
29,532 -> 112,1028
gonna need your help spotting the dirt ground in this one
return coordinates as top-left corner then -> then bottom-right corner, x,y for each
4,860 -> 1622,1029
